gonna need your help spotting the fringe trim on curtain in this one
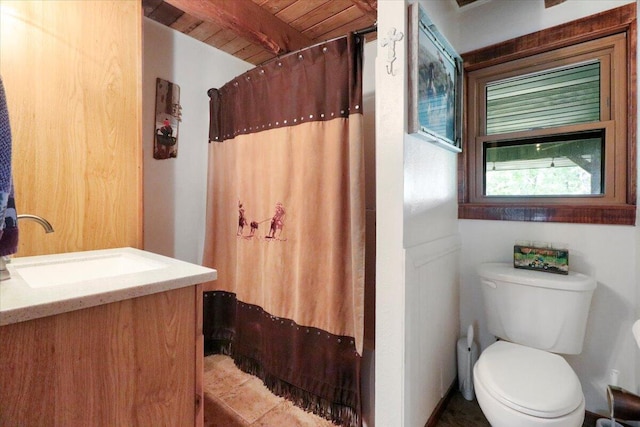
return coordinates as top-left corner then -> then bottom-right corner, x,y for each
204,339 -> 232,357
203,292 -> 362,427
231,350 -> 361,427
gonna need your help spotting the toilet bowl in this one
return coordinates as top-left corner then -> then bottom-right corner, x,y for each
475,263 -> 595,427
474,341 -> 585,427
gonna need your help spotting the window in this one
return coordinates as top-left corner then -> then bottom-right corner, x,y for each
459,4 -> 636,225
484,130 -> 605,197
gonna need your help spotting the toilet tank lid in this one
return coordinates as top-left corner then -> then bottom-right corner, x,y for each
478,262 -> 596,292
474,341 -> 584,418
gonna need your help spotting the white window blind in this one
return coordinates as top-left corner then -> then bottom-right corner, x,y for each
486,62 -> 600,135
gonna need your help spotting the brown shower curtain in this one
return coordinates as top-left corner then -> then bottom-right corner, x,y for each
203,34 -> 365,427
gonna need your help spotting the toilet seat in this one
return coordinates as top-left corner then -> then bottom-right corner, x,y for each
474,341 -> 583,418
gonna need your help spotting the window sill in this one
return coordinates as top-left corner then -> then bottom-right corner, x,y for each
458,203 -> 636,225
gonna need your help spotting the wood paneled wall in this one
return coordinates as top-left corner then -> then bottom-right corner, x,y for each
0,0 -> 142,255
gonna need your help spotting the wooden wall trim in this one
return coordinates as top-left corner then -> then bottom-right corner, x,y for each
459,3 -> 637,225
459,204 -> 636,225
424,379 -> 457,427
627,17 -> 637,206
462,3 -> 637,70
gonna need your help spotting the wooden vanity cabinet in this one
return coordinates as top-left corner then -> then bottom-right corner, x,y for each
0,284 -> 204,427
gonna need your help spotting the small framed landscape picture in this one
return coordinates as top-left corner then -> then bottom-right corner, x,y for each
408,3 -> 462,153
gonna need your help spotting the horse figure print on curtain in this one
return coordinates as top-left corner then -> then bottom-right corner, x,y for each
203,34 -> 366,427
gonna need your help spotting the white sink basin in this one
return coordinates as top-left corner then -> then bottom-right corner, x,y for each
14,252 -> 166,288
1,247 -> 217,326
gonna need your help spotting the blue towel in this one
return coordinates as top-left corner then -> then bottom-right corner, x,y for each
0,77 -> 18,256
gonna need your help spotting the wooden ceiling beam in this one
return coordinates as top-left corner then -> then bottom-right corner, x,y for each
544,0 -> 567,8
349,0 -> 377,19
456,0 -> 567,8
456,0 -> 478,7
164,0 -> 314,55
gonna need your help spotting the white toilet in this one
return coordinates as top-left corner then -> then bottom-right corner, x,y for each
474,263 -> 596,427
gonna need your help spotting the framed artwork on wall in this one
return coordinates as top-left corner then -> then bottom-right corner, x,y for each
408,3 -> 463,153
154,78 -> 182,160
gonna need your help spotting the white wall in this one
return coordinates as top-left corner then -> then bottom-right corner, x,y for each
142,18 -> 252,264
375,1 -> 461,425
404,3 -> 461,425
437,0 -> 639,415
374,2 -> 408,425
439,0 -> 636,54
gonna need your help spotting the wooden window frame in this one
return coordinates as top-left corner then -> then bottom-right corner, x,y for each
458,3 -> 637,225
470,35 -> 624,204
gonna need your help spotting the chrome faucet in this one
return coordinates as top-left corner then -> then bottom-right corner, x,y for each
17,214 -> 54,233
0,214 -> 54,280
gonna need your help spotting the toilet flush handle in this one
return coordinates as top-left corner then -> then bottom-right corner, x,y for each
481,279 -> 497,289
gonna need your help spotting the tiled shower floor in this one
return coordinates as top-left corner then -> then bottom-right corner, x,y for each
203,354 -> 337,426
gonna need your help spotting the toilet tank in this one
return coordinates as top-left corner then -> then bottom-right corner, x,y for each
478,263 -> 596,355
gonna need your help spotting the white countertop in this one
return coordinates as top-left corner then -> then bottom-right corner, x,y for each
0,247 -> 217,326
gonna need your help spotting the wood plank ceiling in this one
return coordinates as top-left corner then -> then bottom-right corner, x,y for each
143,0 -> 567,66
143,0 -> 378,65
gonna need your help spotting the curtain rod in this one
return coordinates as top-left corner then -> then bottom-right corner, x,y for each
354,23 -> 377,36
256,23 -> 377,66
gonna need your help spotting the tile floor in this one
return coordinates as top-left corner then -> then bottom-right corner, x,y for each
435,390 -> 606,427
204,355 -> 607,427
203,354 -> 337,426
434,391 -> 489,427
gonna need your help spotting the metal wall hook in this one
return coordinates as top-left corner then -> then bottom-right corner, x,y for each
381,27 -> 404,76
